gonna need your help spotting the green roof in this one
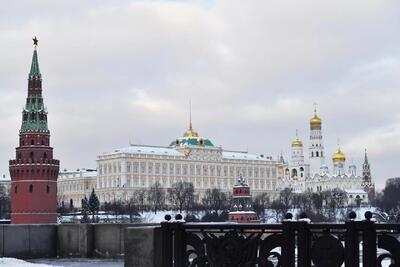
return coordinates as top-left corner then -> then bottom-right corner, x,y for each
170,137 -> 214,147
29,49 -> 41,78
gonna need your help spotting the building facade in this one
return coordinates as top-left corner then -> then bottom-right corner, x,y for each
9,40 -> 60,224
94,122 -> 279,204
278,108 -> 374,205
57,169 -> 97,209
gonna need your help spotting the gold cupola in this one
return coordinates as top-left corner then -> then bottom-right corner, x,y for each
332,146 -> 346,163
310,104 -> 322,130
291,138 -> 303,147
291,129 -> 303,147
183,121 -> 199,138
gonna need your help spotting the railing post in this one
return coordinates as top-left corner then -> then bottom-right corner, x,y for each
362,211 -> 376,267
173,214 -> 186,267
345,211 -> 359,266
297,213 -> 311,267
281,213 -> 296,267
161,215 -> 173,267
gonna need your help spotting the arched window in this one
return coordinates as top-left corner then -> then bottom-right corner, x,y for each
14,186 -> 17,194
316,151 -> 319,157
18,153 -> 22,159
43,152 -> 47,159
321,152 -> 323,157
291,169 -> 298,178
29,184 -> 33,193
30,152 -> 34,160
46,185 -> 50,193
311,152 -> 314,157
31,140 -> 34,145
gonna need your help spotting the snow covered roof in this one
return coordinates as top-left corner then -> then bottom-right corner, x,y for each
222,151 -> 268,161
113,145 -> 183,156
108,145 -> 271,162
59,168 -> 97,178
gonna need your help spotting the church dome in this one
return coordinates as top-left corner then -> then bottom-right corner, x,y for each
183,128 -> 199,138
332,147 -> 346,163
310,114 -> 321,129
291,138 -> 303,147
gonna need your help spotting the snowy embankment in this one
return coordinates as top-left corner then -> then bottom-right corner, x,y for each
0,258 -> 60,267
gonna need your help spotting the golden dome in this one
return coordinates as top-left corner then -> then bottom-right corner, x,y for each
310,114 -> 321,129
291,138 -> 303,147
332,147 -> 346,162
183,122 -> 199,138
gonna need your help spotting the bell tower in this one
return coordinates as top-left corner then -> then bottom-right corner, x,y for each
309,105 -> 325,176
9,38 -> 60,224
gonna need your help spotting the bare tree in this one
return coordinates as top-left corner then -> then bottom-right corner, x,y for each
202,188 -> 229,214
280,188 -> 293,210
253,193 -> 270,222
134,189 -> 147,213
126,197 -> 140,223
147,181 -> 165,214
0,185 -> 10,219
168,181 -> 194,213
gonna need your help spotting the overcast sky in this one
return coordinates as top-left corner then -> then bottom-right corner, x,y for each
0,0 -> 399,189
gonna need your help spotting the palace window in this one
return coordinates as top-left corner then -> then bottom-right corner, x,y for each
29,184 -> 33,193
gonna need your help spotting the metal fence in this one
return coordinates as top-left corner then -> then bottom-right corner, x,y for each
160,212 -> 400,267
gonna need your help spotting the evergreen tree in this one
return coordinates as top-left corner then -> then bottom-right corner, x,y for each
88,188 -> 100,222
80,196 -> 90,223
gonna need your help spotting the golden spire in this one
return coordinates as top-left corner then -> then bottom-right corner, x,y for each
183,101 -> 199,138
189,100 -> 193,131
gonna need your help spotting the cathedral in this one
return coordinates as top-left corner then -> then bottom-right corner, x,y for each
277,108 -> 374,205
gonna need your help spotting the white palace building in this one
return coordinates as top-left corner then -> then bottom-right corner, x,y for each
58,108 -> 374,207
58,121 -> 280,207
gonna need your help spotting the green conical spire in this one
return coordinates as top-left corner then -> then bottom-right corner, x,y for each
29,48 -> 41,79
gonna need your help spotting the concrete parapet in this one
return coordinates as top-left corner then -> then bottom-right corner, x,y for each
124,226 -> 162,267
57,224 -> 93,257
0,224 -> 57,258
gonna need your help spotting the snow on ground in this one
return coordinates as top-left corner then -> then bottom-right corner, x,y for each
27,258 -> 123,267
0,258 -> 61,267
0,258 -> 123,267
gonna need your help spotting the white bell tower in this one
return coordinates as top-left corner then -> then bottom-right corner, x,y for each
309,104 -> 325,176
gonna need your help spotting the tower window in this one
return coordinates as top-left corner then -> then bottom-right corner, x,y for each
30,152 -> 34,160
43,152 -> 47,159
31,140 -> 34,145
46,185 -> 50,193
14,186 -> 17,194
29,184 -> 33,193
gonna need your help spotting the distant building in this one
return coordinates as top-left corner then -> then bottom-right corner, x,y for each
0,175 -> 11,193
94,121 -> 279,204
278,107 -> 374,205
57,169 -> 97,208
9,40 -> 60,224
228,175 -> 259,223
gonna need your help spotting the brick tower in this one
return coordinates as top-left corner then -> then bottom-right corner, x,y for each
228,175 -> 259,223
9,38 -> 60,224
